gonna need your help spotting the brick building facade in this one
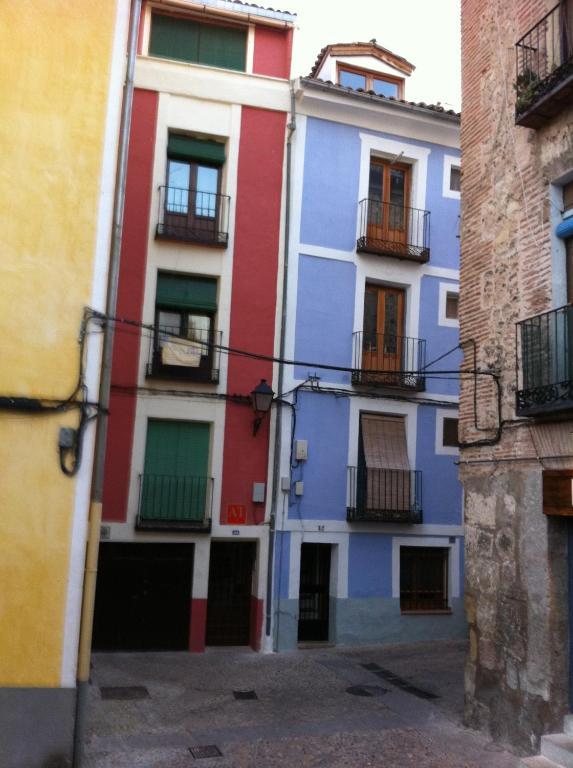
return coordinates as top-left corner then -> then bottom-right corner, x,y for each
460,0 -> 573,754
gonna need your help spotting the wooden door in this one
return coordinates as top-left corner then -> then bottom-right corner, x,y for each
367,159 -> 410,253
362,284 -> 405,381
206,542 -> 255,646
298,544 -> 331,643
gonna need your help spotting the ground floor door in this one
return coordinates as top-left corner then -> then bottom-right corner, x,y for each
93,543 -> 193,651
298,543 -> 331,642
206,541 -> 255,646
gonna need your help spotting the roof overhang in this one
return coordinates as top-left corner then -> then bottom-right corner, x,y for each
152,0 -> 296,26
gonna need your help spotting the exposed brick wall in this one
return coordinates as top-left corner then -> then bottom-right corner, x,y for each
460,0 -> 573,752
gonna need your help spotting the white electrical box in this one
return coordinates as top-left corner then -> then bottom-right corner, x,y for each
295,481 -> 304,496
280,476 -> 291,492
295,440 -> 308,461
253,482 -> 266,503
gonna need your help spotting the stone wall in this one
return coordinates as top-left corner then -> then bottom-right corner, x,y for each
460,0 -> 573,753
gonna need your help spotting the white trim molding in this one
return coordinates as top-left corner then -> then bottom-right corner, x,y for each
442,154 -> 461,200
435,407 -> 460,457
391,535 -> 460,601
438,281 -> 459,328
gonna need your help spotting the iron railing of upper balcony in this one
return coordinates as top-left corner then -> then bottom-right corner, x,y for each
146,325 -> 221,383
351,331 -> 426,390
516,303 -> 573,416
357,199 -> 430,263
347,466 -> 422,524
156,185 -> 230,246
515,2 -> 573,128
136,473 -> 214,531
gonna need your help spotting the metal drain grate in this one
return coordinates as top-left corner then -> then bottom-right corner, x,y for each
346,684 -> 388,697
233,689 -> 257,700
189,745 -> 223,759
361,664 -> 438,700
100,686 -> 149,700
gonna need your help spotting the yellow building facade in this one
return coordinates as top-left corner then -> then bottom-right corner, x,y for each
0,2 -> 129,764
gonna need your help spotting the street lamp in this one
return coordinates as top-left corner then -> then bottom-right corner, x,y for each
251,379 -> 274,435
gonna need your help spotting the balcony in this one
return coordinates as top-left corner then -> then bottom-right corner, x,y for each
516,304 -> 573,416
347,466 -> 423,524
351,331 -> 426,390
357,199 -> 430,263
136,474 -> 213,531
146,328 -> 221,383
156,186 -> 230,246
515,3 -> 573,128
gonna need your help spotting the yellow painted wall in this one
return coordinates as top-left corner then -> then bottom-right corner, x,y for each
0,1 -> 119,685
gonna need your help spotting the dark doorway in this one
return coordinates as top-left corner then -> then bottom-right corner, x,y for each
298,543 -> 331,642
93,543 -> 193,651
206,541 -> 255,646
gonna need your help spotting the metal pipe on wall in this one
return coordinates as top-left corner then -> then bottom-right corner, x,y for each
265,81 -> 296,645
72,1 -> 142,764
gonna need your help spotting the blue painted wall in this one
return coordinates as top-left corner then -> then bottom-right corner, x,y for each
300,120 -> 361,251
294,255 -> 355,385
415,405 -> 462,526
289,390 -> 350,521
348,534 -> 393,597
419,275 -> 461,397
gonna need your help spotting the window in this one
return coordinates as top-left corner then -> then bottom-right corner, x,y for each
338,64 -> 404,98
400,547 -> 449,612
449,166 -> 461,192
442,417 -> 459,448
362,284 -> 405,383
445,292 -> 459,320
352,413 -> 421,522
158,134 -> 228,245
149,13 -> 247,72
442,155 -> 461,199
139,419 -> 211,528
366,157 -> 412,255
438,283 -> 459,327
149,273 -> 219,382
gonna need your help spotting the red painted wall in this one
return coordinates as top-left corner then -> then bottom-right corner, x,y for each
220,107 -> 286,525
103,88 -> 158,522
253,26 -> 293,79
189,598 -> 208,652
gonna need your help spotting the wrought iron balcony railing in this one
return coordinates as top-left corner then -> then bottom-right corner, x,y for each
357,199 -> 430,262
156,186 -> 230,246
146,326 -> 221,383
515,3 -> 573,128
516,304 -> 573,416
347,466 -> 423,524
351,331 -> 426,390
137,474 -> 213,531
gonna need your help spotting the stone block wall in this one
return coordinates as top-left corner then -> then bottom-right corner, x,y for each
460,0 -> 573,752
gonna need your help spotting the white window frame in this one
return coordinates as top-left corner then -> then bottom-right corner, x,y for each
435,408 -> 459,456
438,281 -> 459,328
442,154 -> 461,200
392,536 -> 460,604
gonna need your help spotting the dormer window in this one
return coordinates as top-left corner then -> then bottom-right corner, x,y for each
338,64 -> 404,99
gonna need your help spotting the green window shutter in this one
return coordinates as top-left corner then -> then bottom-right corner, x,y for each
167,134 -> 225,165
142,420 -> 210,522
149,14 -> 199,63
156,273 -> 217,312
198,23 -> 246,71
149,13 -> 246,72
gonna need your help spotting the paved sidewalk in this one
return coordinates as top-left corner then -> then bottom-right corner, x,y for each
85,640 -> 519,767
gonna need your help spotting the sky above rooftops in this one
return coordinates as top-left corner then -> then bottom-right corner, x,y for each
288,0 -> 461,111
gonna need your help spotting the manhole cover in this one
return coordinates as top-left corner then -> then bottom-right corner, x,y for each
100,686 -> 149,700
233,689 -> 257,700
346,685 -> 388,697
189,745 -> 223,759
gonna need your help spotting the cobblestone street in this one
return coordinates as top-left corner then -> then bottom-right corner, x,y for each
85,640 -> 519,767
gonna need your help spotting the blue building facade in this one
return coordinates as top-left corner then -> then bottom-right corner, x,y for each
272,43 -> 464,650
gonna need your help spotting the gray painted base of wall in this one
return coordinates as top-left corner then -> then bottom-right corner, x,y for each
0,687 -> 75,768
275,597 -> 467,651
